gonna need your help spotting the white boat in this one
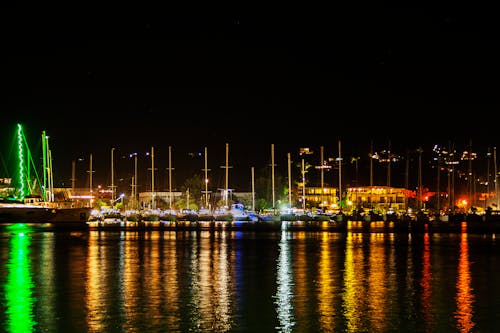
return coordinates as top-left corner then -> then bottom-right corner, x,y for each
214,203 -> 258,222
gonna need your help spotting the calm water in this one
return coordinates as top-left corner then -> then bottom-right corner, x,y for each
1,225 -> 500,332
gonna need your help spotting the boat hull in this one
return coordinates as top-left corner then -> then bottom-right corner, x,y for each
0,205 -> 92,229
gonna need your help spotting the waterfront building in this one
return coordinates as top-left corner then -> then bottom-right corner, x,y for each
346,186 -> 408,213
299,186 -> 338,211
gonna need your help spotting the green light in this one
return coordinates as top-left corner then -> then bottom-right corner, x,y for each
17,124 -> 26,200
4,232 -> 37,332
5,223 -> 32,234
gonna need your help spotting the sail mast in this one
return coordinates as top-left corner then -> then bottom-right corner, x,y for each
202,146 -> 210,209
251,166 -> 255,212
111,147 -> 115,204
42,131 -> 47,201
495,146 -> 499,208
225,143 -> 229,207
150,146 -> 155,209
168,145 -> 173,210
288,152 -> 292,209
271,143 -> 275,210
320,146 -> 324,211
338,140 -> 342,208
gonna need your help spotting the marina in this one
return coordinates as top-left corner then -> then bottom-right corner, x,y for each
1,228 -> 499,332
81,210 -> 500,234
2,7 -> 500,332
1,124 -> 499,237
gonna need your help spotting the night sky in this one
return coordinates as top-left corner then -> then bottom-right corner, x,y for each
1,5 -> 499,191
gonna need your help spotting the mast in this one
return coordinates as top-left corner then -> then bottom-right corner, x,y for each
168,145 -> 173,210
111,147 -> 115,203
417,147 -> 423,210
405,149 -> 409,211
225,143 -> 229,207
42,131 -> 47,201
129,152 -> 138,210
202,146 -> 210,209
16,124 -> 27,200
370,140 -> 374,187
446,141 -> 457,211
495,147 -> 499,208
219,143 -> 232,208
338,140 -> 342,208
468,139 -> 473,209
71,160 -> 76,192
271,143 -> 276,210
487,148 -> 492,207
41,132 -> 54,203
437,148 -> 441,212
387,140 -> 391,187
251,166 -> 255,212
320,146 -> 324,211
148,146 -> 157,209
301,158 -> 306,211
47,145 -> 54,202
288,152 -> 292,209
88,153 -> 94,207
130,176 -> 135,209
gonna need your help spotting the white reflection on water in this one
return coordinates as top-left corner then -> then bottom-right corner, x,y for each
189,230 -> 233,332
274,230 -> 295,332
213,231 -> 232,331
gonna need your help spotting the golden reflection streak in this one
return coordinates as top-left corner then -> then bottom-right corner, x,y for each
161,231 -> 181,329
317,232 -> 335,332
275,230 -> 295,333
420,232 -> 433,331
213,230 -> 232,331
122,231 -> 142,330
86,231 -> 107,333
195,230 -> 212,331
343,233 -> 367,333
144,231 -> 163,328
195,230 -> 216,331
367,233 -> 392,331
454,233 -> 475,332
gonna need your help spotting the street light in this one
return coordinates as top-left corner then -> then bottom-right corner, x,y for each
112,193 -> 125,206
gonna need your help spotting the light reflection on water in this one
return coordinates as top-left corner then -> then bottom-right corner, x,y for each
455,232 -> 475,332
4,227 -> 36,333
1,230 -> 499,332
274,231 -> 295,332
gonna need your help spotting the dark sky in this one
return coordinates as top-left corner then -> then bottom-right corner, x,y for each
1,5 -> 499,190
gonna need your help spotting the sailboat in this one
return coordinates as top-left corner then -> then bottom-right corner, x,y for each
0,124 -> 91,227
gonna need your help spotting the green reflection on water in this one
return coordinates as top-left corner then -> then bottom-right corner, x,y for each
4,224 -> 37,332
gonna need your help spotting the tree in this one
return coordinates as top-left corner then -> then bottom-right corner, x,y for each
179,173 -> 203,209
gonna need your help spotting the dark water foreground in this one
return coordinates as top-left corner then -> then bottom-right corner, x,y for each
1,226 -> 500,332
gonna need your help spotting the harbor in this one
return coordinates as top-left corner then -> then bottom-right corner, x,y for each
1,125 -> 499,235
84,208 -> 500,234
